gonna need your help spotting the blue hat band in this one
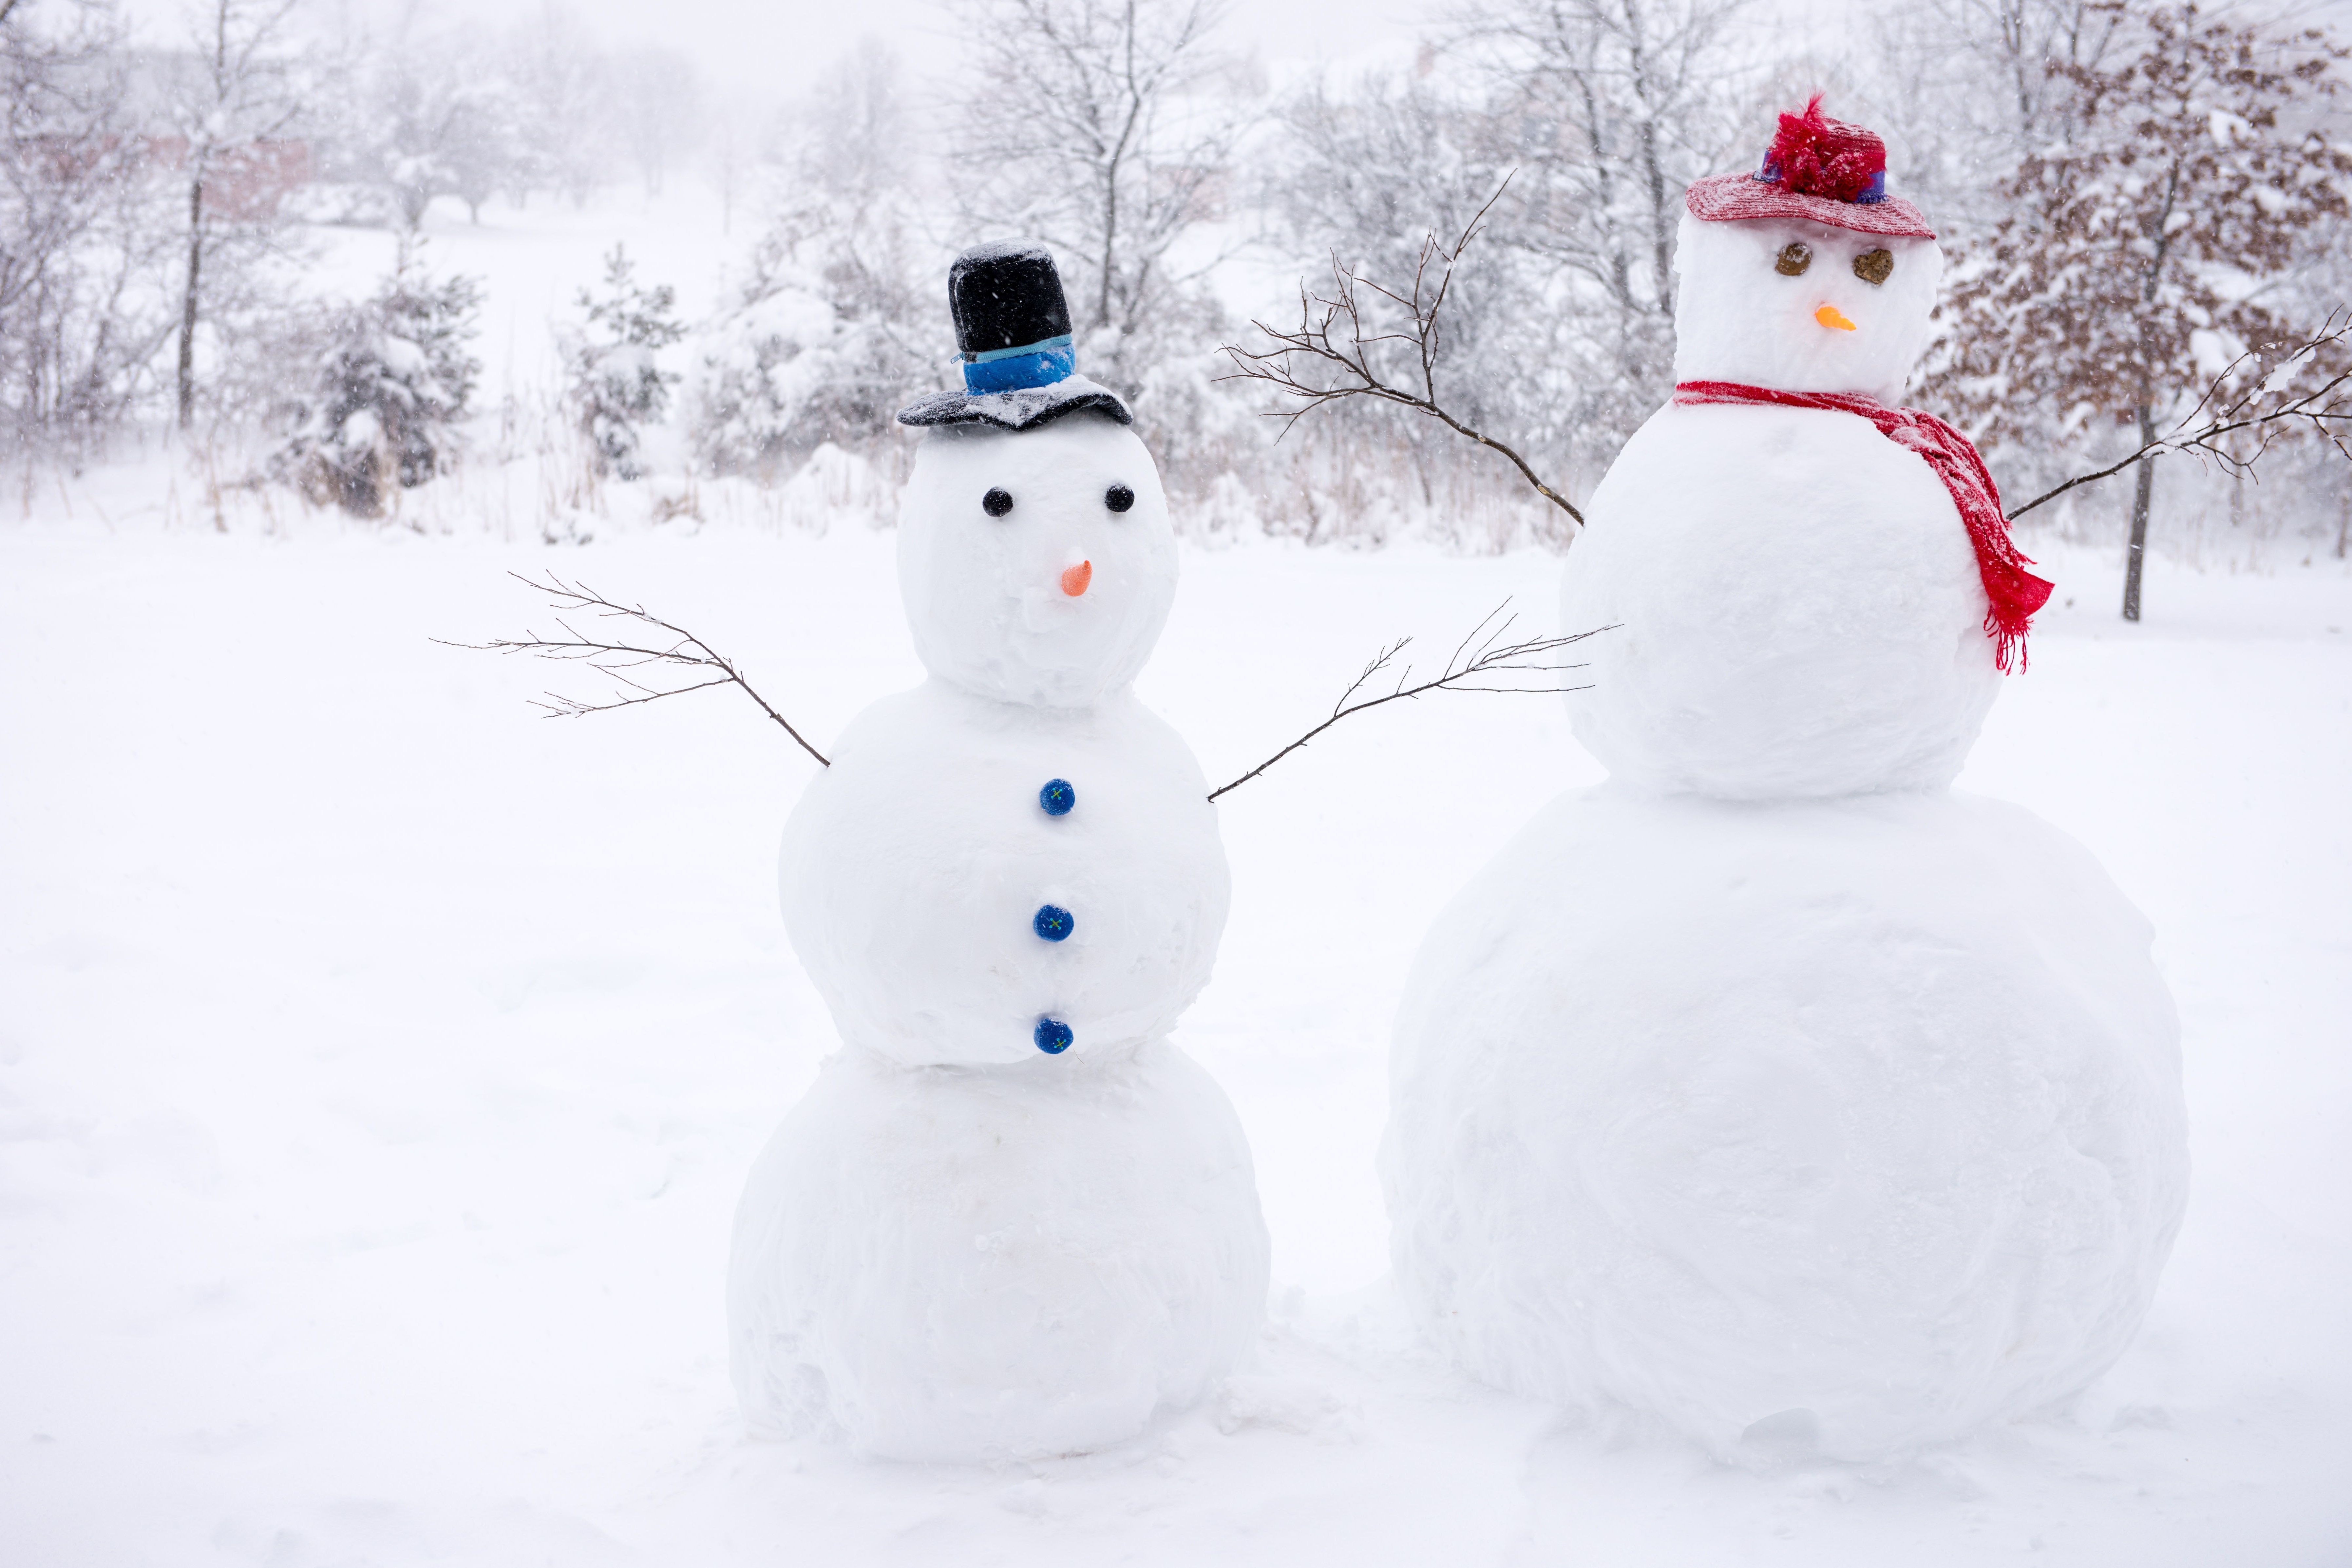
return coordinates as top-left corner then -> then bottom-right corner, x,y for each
1754,161 -> 1887,204
963,336 -> 1076,394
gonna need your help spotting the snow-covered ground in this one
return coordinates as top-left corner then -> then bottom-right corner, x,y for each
2,503 -> 2348,1564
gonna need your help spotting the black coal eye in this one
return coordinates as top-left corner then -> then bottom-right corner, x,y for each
1104,483 -> 1134,513
982,487 -> 1013,517
1775,243 -> 1812,276
1853,248 -> 1894,286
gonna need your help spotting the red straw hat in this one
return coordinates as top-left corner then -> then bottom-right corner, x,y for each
1685,97 -> 1936,240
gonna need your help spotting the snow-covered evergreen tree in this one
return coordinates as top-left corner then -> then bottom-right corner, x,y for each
561,245 -> 683,480
275,254 -> 483,516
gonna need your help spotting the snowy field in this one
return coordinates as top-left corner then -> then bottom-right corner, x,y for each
3,505 -> 2349,1566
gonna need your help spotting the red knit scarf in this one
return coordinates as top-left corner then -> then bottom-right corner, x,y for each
1671,380 -> 2054,672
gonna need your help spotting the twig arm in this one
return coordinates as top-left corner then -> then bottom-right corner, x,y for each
437,573 -> 831,767
1218,176 -> 1586,527
2005,314 -> 2352,522
2006,449 -> 2158,522
1206,602 -> 1607,802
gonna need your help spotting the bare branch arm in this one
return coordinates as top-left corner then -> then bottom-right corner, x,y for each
1218,177 -> 1587,527
437,573 -> 830,767
1207,602 -> 1608,802
2006,315 -> 2352,522
531,675 -> 736,718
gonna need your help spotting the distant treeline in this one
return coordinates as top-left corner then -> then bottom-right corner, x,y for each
5,0 -> 2348,558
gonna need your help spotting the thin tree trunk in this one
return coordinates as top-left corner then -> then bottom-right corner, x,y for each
2122,402 -> 2156,622
2124,161 -> 2180,624
1638,115 -> 1671,303
176,176 -> 201,429
1622,0 -> 1673,306
1097,0 -> 1146,338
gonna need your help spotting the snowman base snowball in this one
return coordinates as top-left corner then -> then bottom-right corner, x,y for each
730,1040 -> 1269,1462
1385,787 -> 2187,1460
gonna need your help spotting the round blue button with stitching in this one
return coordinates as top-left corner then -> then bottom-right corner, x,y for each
1039,779 -> 1076,816
1032,904 -> 1074,942
1034,1017 -> 1073,1055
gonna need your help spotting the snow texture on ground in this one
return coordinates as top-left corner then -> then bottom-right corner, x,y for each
3,519 -> 2349,1565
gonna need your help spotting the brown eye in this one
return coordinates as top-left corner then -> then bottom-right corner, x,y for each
1775,243 -> 1812,276
1853,248 -> 1894,286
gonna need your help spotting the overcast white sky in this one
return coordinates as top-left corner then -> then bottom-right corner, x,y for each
112,0 -> 2352,110
114,0 -> 1443,97
524,0 -> 1437,93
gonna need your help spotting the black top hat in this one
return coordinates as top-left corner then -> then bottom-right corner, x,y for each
897,241 -> 1132,432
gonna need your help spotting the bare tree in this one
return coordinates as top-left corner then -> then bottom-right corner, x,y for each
1,0 -> 173,451
611,46 -> 704,198
946,0 -> 1251,395
167,0 -> 309,429
332,23 -> 516,231
498,3 -> 614,207
704,89 -> 765,237
1877,0 -> 2129,191
1456,0 -> 1753,452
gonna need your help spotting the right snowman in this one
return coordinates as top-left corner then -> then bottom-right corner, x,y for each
1382,101 -> 2190,1462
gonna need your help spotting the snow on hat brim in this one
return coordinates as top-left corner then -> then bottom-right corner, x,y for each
897,374 -> 1133,432
1685,172 -> 1937,240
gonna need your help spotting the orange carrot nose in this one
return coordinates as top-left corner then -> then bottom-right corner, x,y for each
1060,560 -> 1093,597
1815,304 -> 1858,332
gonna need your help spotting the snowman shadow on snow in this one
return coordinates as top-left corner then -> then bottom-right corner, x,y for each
727,244 -> 1270,1463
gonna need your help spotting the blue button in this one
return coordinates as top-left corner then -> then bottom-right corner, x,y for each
1039,779 -> 1076,816
1033,904 -> 1074,942
1034,1017 -> 1073,1054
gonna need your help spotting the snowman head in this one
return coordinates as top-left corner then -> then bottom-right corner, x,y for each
1674,99 -> 1943,404
894,242 -> 1178,708
897,413 -> 1176,708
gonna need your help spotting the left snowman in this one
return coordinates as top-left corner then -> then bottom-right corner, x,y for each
728,242 -> 1270,1463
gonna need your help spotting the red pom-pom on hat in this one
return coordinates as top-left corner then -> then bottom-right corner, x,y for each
1763,95 -> 1886,203
1685,96 -> 1935,239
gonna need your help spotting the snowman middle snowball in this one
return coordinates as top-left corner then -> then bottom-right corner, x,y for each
781,414 -> 1231,1067
731,244 -> 1268,1463
786,411 -> 1232,1067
